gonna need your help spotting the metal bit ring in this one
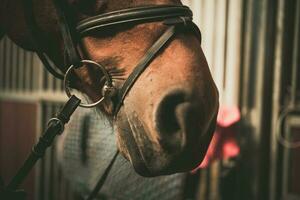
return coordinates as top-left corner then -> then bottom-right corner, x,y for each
64,60 -> 113,108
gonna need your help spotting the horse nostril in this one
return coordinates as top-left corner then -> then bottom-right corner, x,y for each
155,90 -> 187,135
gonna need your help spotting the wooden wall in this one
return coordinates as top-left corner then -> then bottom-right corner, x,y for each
0,100 -> 37,199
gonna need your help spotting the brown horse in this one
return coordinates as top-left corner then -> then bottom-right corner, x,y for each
0,0 -> 219,177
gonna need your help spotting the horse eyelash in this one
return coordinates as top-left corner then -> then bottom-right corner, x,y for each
107,67 -> 126,80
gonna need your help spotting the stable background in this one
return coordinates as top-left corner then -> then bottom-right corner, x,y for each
0,0 -> 299,199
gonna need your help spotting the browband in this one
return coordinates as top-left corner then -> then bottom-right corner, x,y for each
77,5 -> 193,36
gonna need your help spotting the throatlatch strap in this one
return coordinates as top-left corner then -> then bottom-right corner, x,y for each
53,0 -> 81,67
23,0 -> 64,79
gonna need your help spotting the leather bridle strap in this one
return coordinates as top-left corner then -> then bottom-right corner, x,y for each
23,0 -> 64,79
77,5 -> 193,36
114,24 -> 177,115
53,0 -> 82,67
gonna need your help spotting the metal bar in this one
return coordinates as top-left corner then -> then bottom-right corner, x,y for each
47,66 -> 54,92
24,51 -> 31,91
200,0 -> 216,74
224,0 -> 242,105
240,0 -> 254,114
9,40 -> 14,90
55,73 -> 63,93
32,55 -> 39,91
222,0 -> 230,90
269,0 -> 285,199
211,0 -> 226,102
198,170 -> 207,200
11,44 -> 19,91
0,39 -> 4,89
209,161 -> 220,200
29,53 -> 34,91
22,50 -> 27,90
190,0 -> 202,28
5,37 -> 11,91
290,0 -> 300,107
32,53 -> 44,92
17,47 -> 23,91
254,0 -> 274,198
282,123 -> 290,197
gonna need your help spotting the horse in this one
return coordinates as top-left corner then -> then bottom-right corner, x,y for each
0,0 -> 219,190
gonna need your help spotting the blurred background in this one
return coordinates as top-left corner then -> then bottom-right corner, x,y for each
0,0 -> 299,199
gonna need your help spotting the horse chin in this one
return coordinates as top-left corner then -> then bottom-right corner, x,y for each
115,109 -> 165,177
93,106 -> 169,176
114,109 -> 188,177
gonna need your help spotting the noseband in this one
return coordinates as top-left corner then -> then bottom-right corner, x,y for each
24,0 -> 201,116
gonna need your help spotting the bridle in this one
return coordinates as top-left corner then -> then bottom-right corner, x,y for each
16,0 -> 202,199
23,0 -> 201,116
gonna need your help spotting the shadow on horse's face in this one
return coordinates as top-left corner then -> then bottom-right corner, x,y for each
1,0 -> 219,176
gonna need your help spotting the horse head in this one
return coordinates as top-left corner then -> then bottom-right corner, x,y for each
0,0 -> 219,177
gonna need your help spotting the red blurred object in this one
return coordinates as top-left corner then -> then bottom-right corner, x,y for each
194,106 -> 241,171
